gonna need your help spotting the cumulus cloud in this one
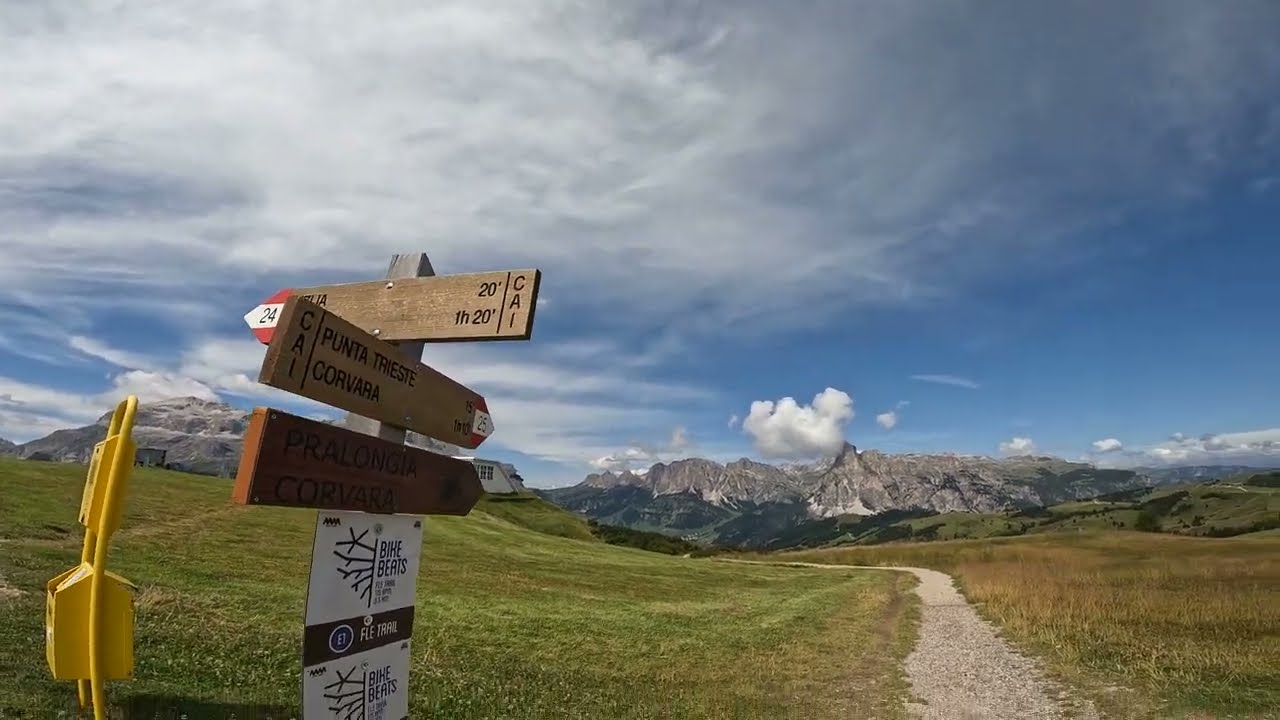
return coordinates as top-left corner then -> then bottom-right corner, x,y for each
591,426 -> 696,473
108,370 -> 219,403
1091,437 -> 1123,453
999,436 -> 1037,456
741,387 -> 853,460
1097,428 -> 1280,468
910,374 -> 980,390
876,411 -> 899,430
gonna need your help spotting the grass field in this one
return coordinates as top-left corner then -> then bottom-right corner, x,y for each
0,458 -> 918,719
775,531 -> 1280,719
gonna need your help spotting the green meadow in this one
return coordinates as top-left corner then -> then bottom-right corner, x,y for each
0,458 -> 917,719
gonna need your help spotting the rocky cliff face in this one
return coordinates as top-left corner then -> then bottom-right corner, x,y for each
583,457 -> 805,506
9,396 -> 462,475
542,443 -> 1162,546
565,443 -> 1148,519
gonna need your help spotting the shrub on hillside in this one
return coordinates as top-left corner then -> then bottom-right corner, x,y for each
586,520 -> 706,555
1244,472 -> 1280,488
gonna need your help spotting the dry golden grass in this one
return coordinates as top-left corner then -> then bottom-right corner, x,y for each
774,531 -> 1280,719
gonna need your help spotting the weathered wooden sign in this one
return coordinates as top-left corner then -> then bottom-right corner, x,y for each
245,268 -> 541,345
257,296 -> 494,449
231,408 -> 483,516
234,252 -> 537,716
300,510 -> 421,720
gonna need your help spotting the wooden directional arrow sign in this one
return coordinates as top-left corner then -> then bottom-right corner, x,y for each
232,407 -> 484,515
257,296 -> 494,449
244,268 -> 541,345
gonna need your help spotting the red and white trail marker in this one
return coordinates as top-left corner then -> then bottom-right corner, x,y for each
470,397 -> 494,448
243,288 -> 292,345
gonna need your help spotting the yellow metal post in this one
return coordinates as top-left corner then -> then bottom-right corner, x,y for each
87,395 -> 137,720
76,403 -> 126,711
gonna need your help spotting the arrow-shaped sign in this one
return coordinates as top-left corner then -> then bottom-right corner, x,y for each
257,296 -> 494,449
243,288 -> 293,344
241,268 -> 540,345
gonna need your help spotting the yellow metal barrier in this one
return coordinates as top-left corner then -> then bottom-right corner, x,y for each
46,395 -> 140,720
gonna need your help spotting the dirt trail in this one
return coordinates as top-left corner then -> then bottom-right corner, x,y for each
722,560 -> 1099,720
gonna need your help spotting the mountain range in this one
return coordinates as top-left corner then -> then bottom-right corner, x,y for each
0,396 -> 460,476
537,444 -> 1276,547
4,397 -> 1272,548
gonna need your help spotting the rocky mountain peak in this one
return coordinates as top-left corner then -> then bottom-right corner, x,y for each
566,440 -> 1157,520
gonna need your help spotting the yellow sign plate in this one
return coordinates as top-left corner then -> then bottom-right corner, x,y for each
78,435 -> 136,536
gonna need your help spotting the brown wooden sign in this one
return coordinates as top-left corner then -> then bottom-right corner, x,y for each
291,268 -> 541,343
232,408 -> 483,515
258,295 -> 493,449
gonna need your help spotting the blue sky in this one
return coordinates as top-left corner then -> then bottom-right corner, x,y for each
1,1 -> 1278,487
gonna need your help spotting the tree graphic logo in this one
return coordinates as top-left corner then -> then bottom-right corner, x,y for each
324,660 -> 368,719
333,527 -> 377,607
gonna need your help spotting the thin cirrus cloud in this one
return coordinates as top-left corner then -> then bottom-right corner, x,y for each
910,374 -> 981,390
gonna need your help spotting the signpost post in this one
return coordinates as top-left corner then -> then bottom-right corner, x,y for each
232,252 -> 537,718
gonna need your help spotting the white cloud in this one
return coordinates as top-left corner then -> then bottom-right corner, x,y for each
68,336 -> 159,372
999,436 -> 1037,456
741,387 -> 853,460
0,371 -> 212,441
911,374 -> 980,390
1,1 -> 1276,349
727,414 -> 740,429
876,411 -> 899,430
1096,428 -> 1280,468
107,370 -> 218,403
1091,437 -> 1123,453
590,426 -> 696,473
0,331 -> 714,475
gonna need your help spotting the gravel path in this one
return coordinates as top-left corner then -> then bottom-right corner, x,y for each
726,560 -> 1099,719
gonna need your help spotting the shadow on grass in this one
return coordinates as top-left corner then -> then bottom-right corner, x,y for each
3,696 -> 301,720
121,695 -> 298,719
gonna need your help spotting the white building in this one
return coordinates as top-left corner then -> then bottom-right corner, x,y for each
454,456 -> 528,495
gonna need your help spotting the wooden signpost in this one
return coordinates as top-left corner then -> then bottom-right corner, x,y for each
232,408 -> 483,516
257,295 -> 494,450
230,252 -> 539,718
245,268 -> 542,345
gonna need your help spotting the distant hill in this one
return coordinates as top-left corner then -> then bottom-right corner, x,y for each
768,473 -> 1280,549
6,396 -> 462,476
1132,465 -> 1271,483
